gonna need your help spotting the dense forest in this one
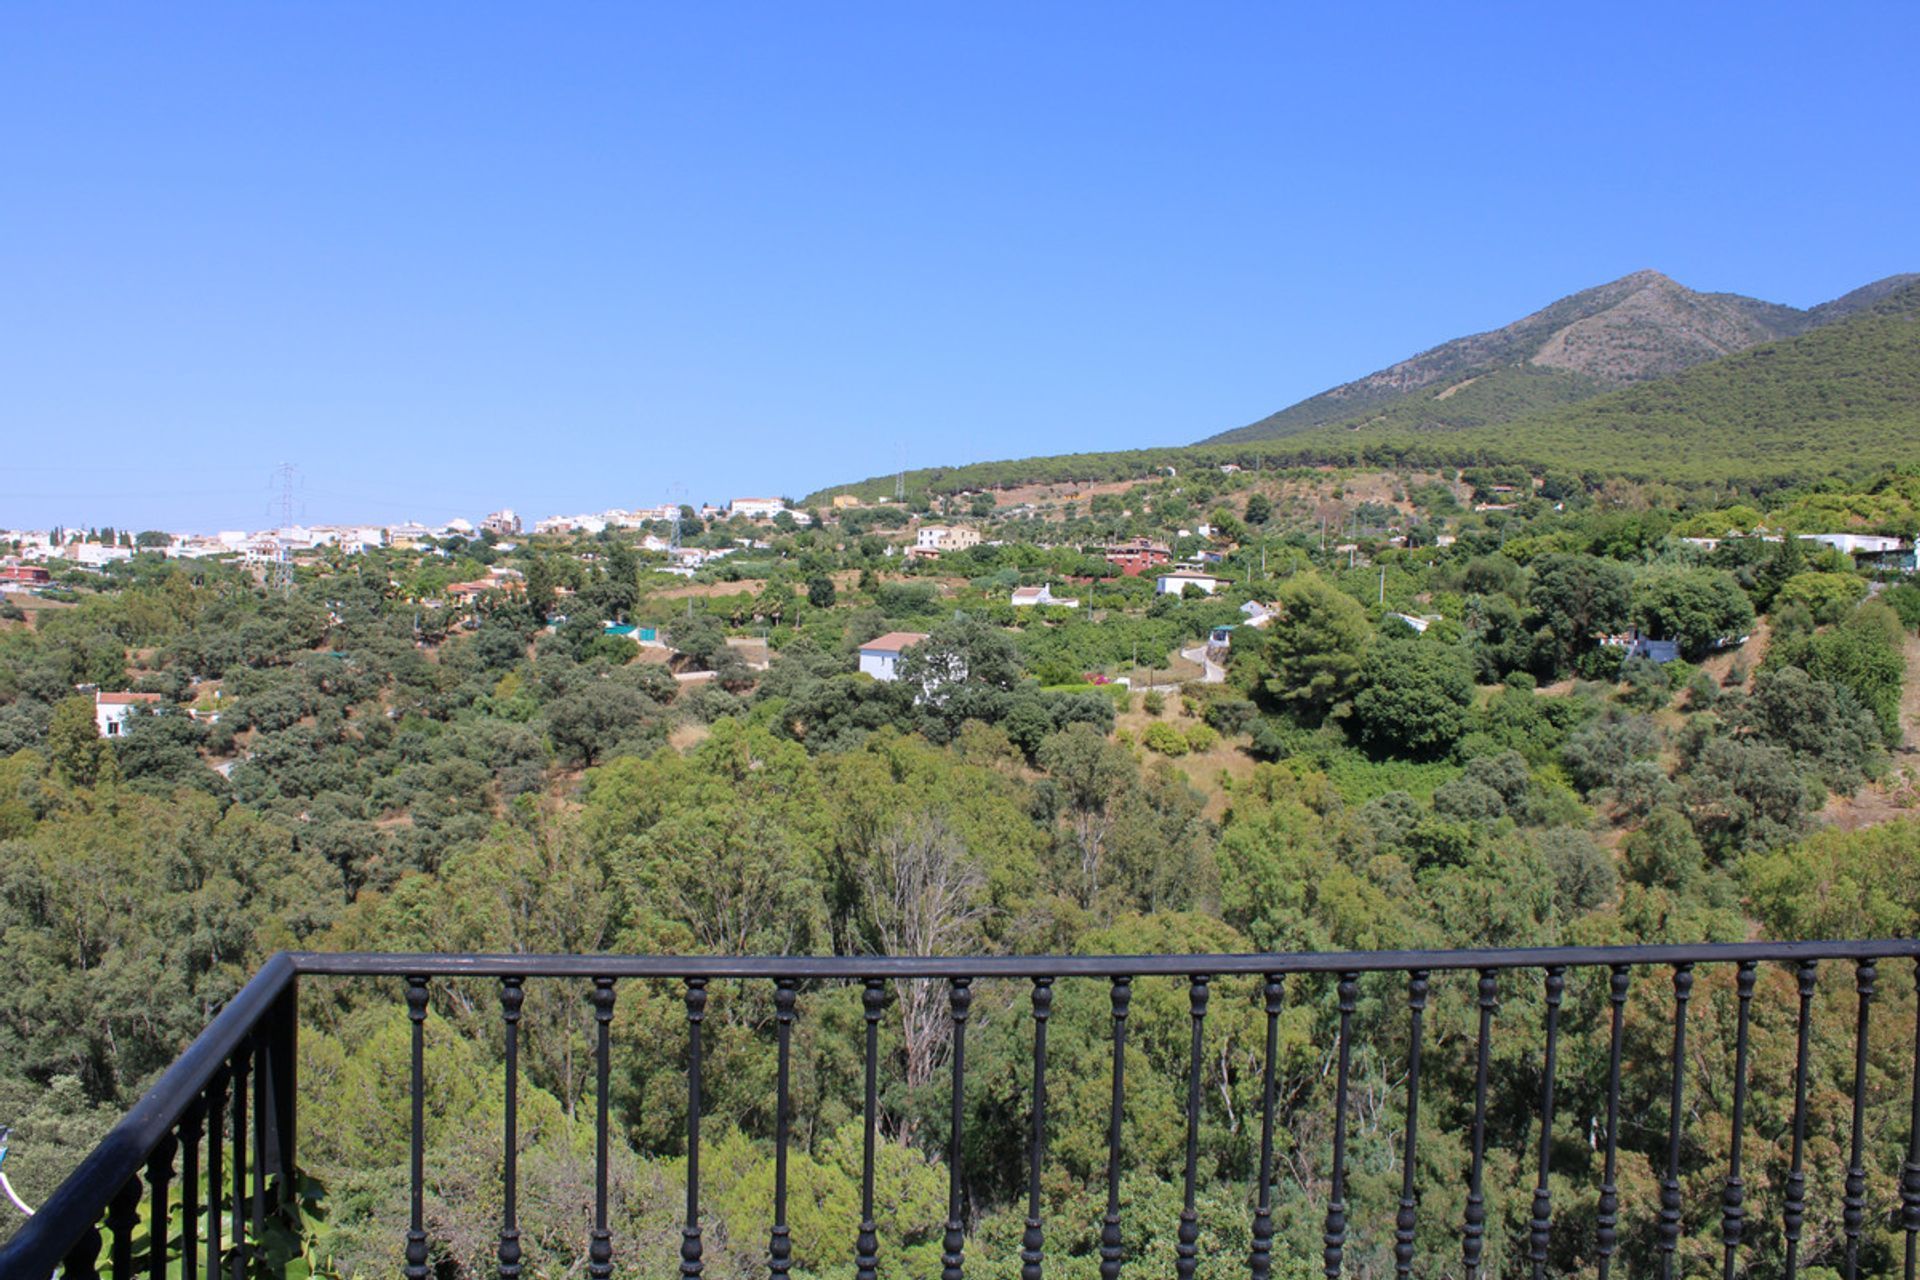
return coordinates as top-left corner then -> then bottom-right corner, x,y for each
6,462 -> 1920,1278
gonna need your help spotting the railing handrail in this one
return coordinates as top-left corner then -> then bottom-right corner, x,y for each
0,953 -> 296,1279
289,936 -> 1920,979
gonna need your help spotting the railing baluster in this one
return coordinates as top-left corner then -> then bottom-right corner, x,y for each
147,1133 -> 176,1280
1785,960 -> 1818,1280
107,1172 -> 141,1280
1324,972 -> 1358,1280
1250,974 -> 1284,1280
1024,978 -> 1054,1280
590,978 -> 617,1280
1721,961 -> 1757,1280
769,978 -> 798,1280
857,979 -> 885,1280
683,977 -> 708,1280
1905,957 -> 1920,1280
499,975 -> 525,1280
205,1068 -> 227,1280
229,1044 -> 248,1280
1101,977 -> 1132,1280
180,1098 -> 204,1280
1528,966 -> 1565,1280
942,977 -> 974,1280
251,1037 -> 265,1275
404,976 -> 430,1280
1658,964 -> 1695,1280
1844,959 -> 1877,1280
63,1223 -> 103,1280
1176,976 -> 1208,1280
1462,969 -> 1497,1280
1596,966 -> 1628,1280
1394,971 -> 1428,1280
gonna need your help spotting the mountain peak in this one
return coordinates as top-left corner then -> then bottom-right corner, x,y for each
1200,270 -> 1903,446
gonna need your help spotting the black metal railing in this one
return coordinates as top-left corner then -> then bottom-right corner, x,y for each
5,940 -> 1920,1279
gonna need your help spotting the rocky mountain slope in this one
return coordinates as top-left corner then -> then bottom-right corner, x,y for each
1205,270 -> 1918,445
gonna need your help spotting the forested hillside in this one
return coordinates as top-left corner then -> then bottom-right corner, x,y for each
8,466 -> 1920,1276
811,278 -> 1920,504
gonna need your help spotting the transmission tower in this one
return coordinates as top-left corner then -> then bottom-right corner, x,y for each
895,444 -> 906,503
267,462 -> 298,593
665,482 -> 688,549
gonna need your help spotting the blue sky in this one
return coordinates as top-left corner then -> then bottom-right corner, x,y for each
3,4 -> 1915,531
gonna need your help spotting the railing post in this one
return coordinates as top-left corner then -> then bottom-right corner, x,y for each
942,977 -> 973,1280
403,976 -> 431,1280
1393,971 -> 1428,1280
589,978 -> 617,1280
498,975 -> 525,1280
1657,964 -> 1695,1280
264,974 -> 298,1209
1462,970 -> 1498,1280
682,977 -> 708,1280
1250,974 -> 1284,1280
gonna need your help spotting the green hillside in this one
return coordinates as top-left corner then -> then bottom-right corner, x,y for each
1204,270 -> 1915,447
1282,282 -> 1920,483
809,281 -> 1920,502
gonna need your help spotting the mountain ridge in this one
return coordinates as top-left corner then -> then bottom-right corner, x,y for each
1203,270 -> 1917,446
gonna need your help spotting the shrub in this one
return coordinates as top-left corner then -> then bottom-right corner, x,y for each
1142,690 -> 1165,716
1142,722 -> 1189,756
1184,723 -> 1219,753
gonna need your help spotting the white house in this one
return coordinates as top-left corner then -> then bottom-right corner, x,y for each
1798,533 -> 1907,556
730,498 -> 788,520
857,631 -> 927,682
1010,584 -> 1079,608
94,690 -> 161,737
1155,571 -> 1228,596
917,526 -> 983,553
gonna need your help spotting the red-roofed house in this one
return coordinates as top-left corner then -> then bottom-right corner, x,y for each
857,632 -> 928,682
94,690 -> 162,737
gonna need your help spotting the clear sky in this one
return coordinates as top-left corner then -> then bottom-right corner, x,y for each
3,4 -> 1915,532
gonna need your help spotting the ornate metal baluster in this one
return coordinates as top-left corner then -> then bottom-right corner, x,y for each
1529,966 -> 1565,1280
1784,961 -> 1817,1280
1176,976 -> 1209,1280
1905,957 -> 1920,1280
1324,972 -> 1358,1280
251,1038 -> 266,1273
404,977 -> 430,1280
205,1069 -> 228,1280
180,1098 -> 204,1280
62,1223 -> 103,1280
857,979 -> 886,1280
499,976 -> 524,1280
148,1133 -> 177,1280
1597,966 -> 1629,1280
1250,975 -> 1284,1280
1657,965 -> 1695,1280
1023,978 -> 1054,1280
1721,961 -> 1757,1280
229,1044 -> 249,1280
107,1173 -> 141,1280
1844,959 -> 1877,1280
683,978 -> 708,1280
942,977 -> 973,1280
589,978 -> 617,1280
769,978 -> 798,1280
1462,969 -> 1498,1280
1101,977 -> 1132,1280
1393,971 -> 1428,1280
